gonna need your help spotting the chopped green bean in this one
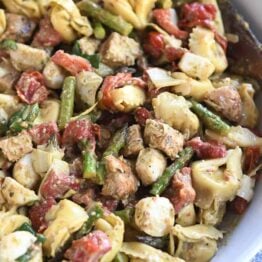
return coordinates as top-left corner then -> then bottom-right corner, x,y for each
58,76 -> 76,129
78,0 -> 133,35
190,100 -> 230,134
93,21 -> 106,40
102,124 -> 128,158
150,147 -> 194,195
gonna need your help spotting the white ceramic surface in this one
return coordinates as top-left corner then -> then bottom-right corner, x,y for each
213,1 -> 262,261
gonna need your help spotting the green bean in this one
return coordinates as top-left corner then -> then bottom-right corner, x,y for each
58,76 -> 76,129
15,222 -> 45,243
75,205 -> 104,239
8,104 -> 39,134
190,100 -> 230,134
16,252 -> 32,262
114,207 -> 135,225
102,124 -> 128,158
78,0 -> 133,36
150,147 -> 194,196
93,21 -> 106,40
0,39 -> 17,50
96,161 -> 106,185
83,142 -> 97,181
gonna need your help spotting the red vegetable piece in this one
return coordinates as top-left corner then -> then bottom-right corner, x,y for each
143,32 -> 165,58
28,122 -> 59,145
166,167 -> 196,213
99,72 -> 141,110
186,137 -> 227,159
28,197 -> 56,233
165,47 -> 186,62
153,9 -> 188,39
62,119 -> 99,145
135,107 -> 152,126
40,168 -> 79,200
244,146 -> 261,173
33,16 -> 63,47
51,50 -> 92,76
16,71 -> 48,104
179,3 -> 227,51
231,196 -> 248,215
65,230 -> 111,262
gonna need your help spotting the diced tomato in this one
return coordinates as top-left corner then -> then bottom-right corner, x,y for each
180,3 -> 216,28
16,71 -> 48,104
62,119 -> 100,145
143,32 -> 165,58
28,197 -> 56,233
180,3 -> 227,51
40,169 -> 79,200
231,196 -> 248,215
28,122 -> 59,145
165,47 -> 186,62
51,50 -> 92,76
244,146 -> 261,173
33,16 -> 62,47
99,72 -> 145,111
186,137 -> 227,159
65,230 -> 111,262
165,167 -> 196,213
153,9 -> 188,39
98,196 -> 119,212
135,107 -> 152,126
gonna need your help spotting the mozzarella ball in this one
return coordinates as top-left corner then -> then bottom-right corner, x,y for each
135,148 -> 167,186
135,197 -> 175,237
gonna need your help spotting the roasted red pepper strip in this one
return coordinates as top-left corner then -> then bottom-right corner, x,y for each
153,9 -> 188,39
51,50 -> 92,76
16,71 -> 48,104
244,146 -> 261,173
186,137 -> 227,159
180,3 -> 227,50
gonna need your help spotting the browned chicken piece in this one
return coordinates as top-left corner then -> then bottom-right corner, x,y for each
100,32 -> 141,68
0,13 -> 37,43
0,59 -> 20,93
204,86 -> 242,122
123,124 -> 144,157
165,167 -> 196,213
0,131 -> 33,161
102,155 -> 139,200
144,119 -> 184,160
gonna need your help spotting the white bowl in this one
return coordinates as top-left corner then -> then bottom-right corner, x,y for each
213,1 -> 262,261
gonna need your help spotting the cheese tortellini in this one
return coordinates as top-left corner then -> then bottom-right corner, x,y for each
121,242 -> 184,262
238,83 -> 259,128
1,0 -> 42,18
1,0 -> 93,42
104,0 -> 157,29
0,209 -> 29,239
49,0 -> 93,42
171,72 -> 214,101
189,26 -> 228,73
43,199 -> 88,257
95,213 -> 124,262
192,147 -> 243,209
110,85 -> 146,112
199,200 -> 226,226
206,126 -> 262,149
153,92 -> 199,139
171,224 -> 223,262
1,177 -> 39,207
